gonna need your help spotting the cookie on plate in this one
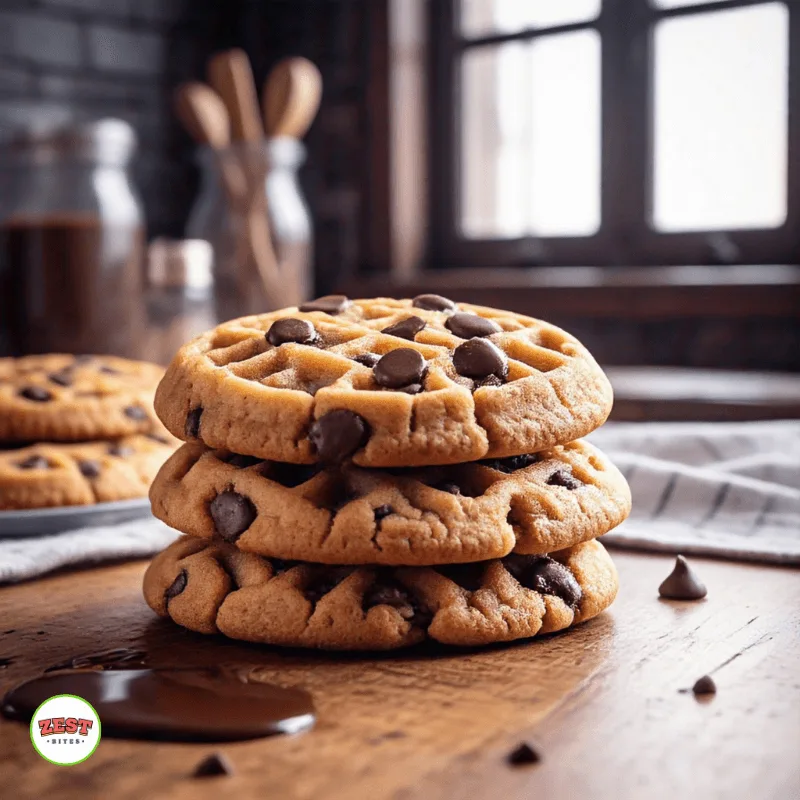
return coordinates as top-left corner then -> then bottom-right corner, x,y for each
154,296 -> 613,467
0,354 -> 164,443
0,430 -> 178,510
149,439 -> 630,565
143,536 -> 618,650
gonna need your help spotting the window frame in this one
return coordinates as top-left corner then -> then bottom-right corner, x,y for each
428,0 -> 800,269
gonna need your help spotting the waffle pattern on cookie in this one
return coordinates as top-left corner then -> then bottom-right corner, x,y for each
0,354 -> 164,442
154,296 -> 613,467
149,439 -> 630,566
143,536 -> 618,649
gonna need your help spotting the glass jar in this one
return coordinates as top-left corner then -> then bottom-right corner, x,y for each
185,137 -> 312,321
0,118 -> 146,358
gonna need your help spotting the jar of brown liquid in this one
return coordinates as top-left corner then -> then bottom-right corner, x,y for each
0,118 -> 146,357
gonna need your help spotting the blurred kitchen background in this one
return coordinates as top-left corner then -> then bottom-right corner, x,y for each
0,0 -> 798,420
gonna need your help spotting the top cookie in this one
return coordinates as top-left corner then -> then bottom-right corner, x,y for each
155,295 -> 613,467
0,354 -> 164,443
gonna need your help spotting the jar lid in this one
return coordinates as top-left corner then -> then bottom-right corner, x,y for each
148,238 -> 213,289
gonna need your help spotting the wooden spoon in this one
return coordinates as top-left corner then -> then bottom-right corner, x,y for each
208,48 -> 264,143
173,82 -> 231,149
263,57 -> 322,139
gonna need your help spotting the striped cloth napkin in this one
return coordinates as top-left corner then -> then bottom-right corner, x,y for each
589,420 -> 800,565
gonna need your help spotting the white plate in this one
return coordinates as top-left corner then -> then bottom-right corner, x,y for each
0,498 -> 153,538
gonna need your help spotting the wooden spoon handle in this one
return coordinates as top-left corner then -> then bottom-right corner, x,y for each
208,48 -> 264,143
263,57 -> 322,139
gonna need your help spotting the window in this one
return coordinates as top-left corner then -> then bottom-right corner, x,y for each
429,0 -> 799,268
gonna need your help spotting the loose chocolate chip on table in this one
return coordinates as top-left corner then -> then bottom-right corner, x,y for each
381,316 -> 426,341
19,387 -> 52,402
480,453 -> 539,473
505,555 -> 582,608
227,454 -> 264,469
192,752 -> 235,778
547,469 -> 582,490
658,555 -> 707,600
108,444 -> 134,457
266,318 -> 318,347
374,504 -> 394,521
299,295 -> 351,314
452,338 -> 508,380
353,353 -> 381,368
209,491 -> 257,543
309,410 -> 368,463
374,348 -> 427,389
692,675 -> 717,696
78,460 -> 101,478
412,293 -> 456,312
166,569 -> 188,600
507,742 -> 541,766
48,371 -> 73,387
445,313 -> 501,339
17,455 -> 49,470
185,407 -> 203,439
124,405 -> 148,421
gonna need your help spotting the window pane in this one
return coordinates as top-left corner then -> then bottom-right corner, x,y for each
652,3 -> 788,232
652,0 -> 728,9
461,0 -> 601,38
461,31 -> 601,239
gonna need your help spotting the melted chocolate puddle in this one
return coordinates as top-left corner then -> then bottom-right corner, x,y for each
3,658 -> 315,742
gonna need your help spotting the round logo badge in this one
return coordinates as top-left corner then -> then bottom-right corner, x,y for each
29,694 -> 102,766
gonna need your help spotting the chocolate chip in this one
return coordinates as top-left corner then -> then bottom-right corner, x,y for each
146,433 -> 170,444
436,563 -> 485,592
226,454 -> 264,469
299,295 -> 351,314
19,386 -> 52,402
166,570 -> 188,601
78,460 -> 101,478
474,375 -> 504,389
124,405 -> 148,421
505,555 -> 582,608
309,410 -> 368,463
209,491 -> 257,543
374,504 -> 393,521
305,567 -> 353,603
445,313 -> 501,339
381,316 -> 426,341
692,675 -> 717,695
658,555 -> 707,600
269,462 -> 320,487
107,444 -> 134,457
507,743 -> 541,766
374,348 -> 427,389
353,353 -> 380,368
185,407 -> 203,439
453,338 -> 508,380
48,371 -> 73,387
397,383 -> 423,395
192,752 -> 235,778
436,481 -> 462,495
480,454 -> 539,473
547,469 -> 582,490
17,455 -> 48,470
363,580 -> 431,625
99,365 -> 119,375
412,294 -> 456,312
266,318 -> 318,347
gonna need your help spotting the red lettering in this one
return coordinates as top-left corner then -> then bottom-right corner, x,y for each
38,719 -> 54,737
77,718 -> 93,736
52,717 -> 66,734
65,717 -> 78,734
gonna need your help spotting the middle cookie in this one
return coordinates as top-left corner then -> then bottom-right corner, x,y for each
149,439 -> 630,566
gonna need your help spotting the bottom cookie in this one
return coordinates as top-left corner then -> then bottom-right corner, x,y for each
143,537 -> 618,650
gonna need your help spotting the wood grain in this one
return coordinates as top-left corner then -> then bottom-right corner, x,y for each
0,552 -> 798,800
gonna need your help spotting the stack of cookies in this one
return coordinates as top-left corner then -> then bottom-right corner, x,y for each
0,355 -> 177,510
143,296 -> 631,650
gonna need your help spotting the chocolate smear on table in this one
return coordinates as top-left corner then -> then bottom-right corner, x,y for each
658,555 -> 707,600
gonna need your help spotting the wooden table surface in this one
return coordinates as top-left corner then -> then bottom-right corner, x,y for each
0,550 -> 798,800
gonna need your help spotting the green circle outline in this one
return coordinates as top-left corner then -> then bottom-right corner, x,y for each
28,694 -> 102,766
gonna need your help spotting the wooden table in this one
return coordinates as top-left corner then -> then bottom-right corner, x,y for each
1,550 -> 798,800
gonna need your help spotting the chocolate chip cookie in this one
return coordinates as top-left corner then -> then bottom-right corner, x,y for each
0,354 -> 164,443
149,439 -> 630,565
143,536 -> 618,649
154,296 -> 613,467
0,431 -> 178,509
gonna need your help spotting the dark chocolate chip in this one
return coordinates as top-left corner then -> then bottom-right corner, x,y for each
305,567 -> 353,603
124,405 -> 148,421
397,383 -> 423,395
99,365 -> 119,375
363,579 -> 431,626
504,555 -> 582,608
299,295 -> 351,314
269,462 -> 320,487
19,386 -> 52,402
436,563 -> 485,592
445,313 -> 501,339
226,454 -> 264,469
412,293 -> 456,312
374,348 -> 427,389
353,353 -> 381,368
309,410 -> 368,463
78,460 -> 101,478
381,316 -> 426,341
192,752 -> 235,778
547,469 -> 582,490
692,675 -> 717,695
474,375 -> 505,389
166,569 -> 188,600
185,407 -> 203,439
17,455 -> 48,470
266,318 -> 318,347
107,444 -> 134,457
658,555 -> 707,600
480,453 -> 539,473
453,338 -> 508,380
48,371 -> 73,387
507,743 -> 541,766
374,504 -> 394,521
436,481 -> 462,495
209,491 -> 257,543
270,558 -> 298,574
